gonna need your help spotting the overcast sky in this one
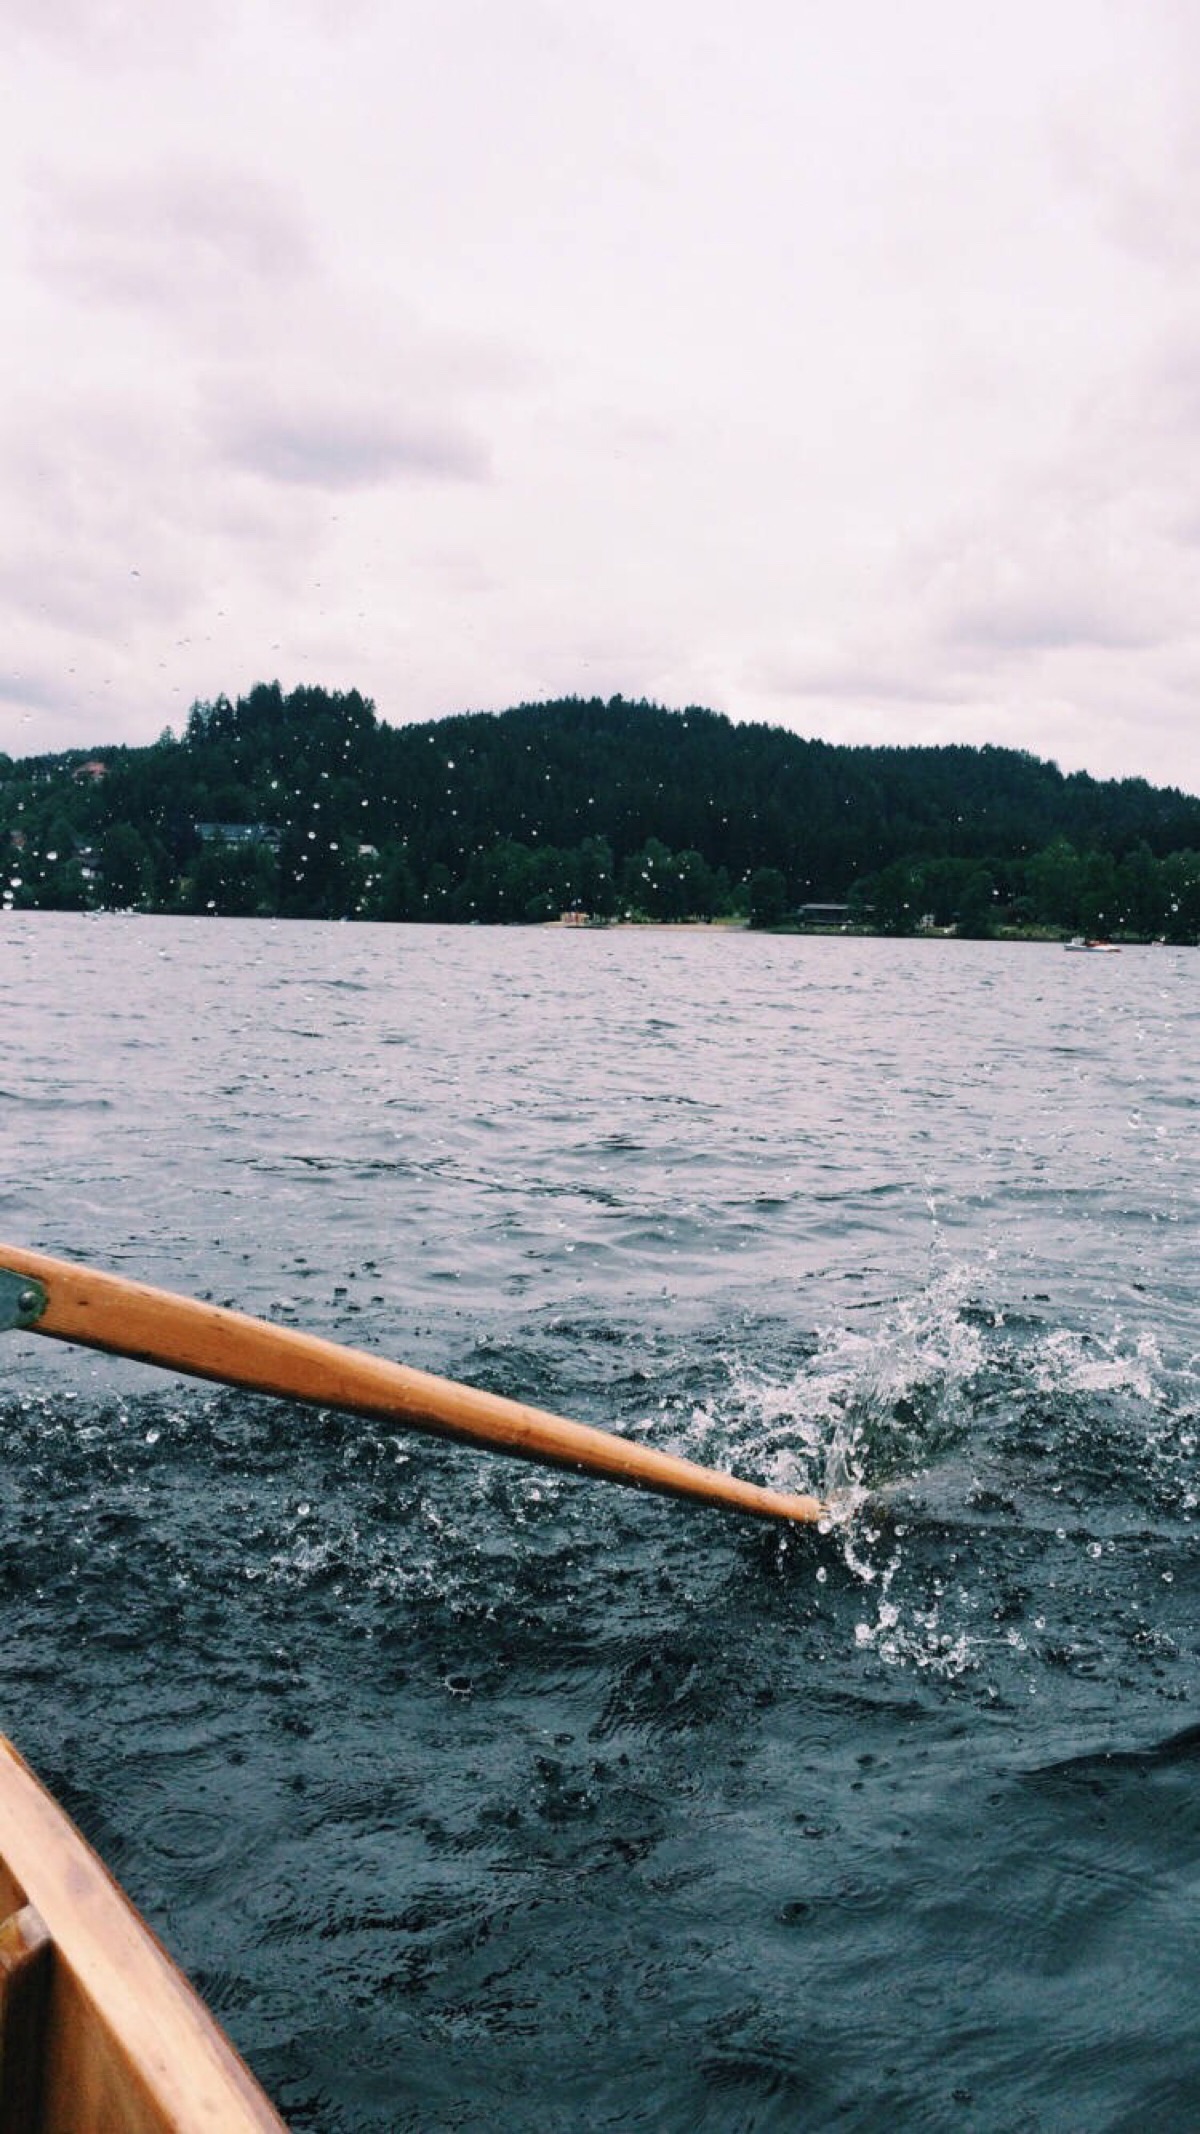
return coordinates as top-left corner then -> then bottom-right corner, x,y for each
3,0 -> 1199,790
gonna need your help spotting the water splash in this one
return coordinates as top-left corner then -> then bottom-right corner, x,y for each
715,1261 -> 992,1503
680,1261 -> 1199,1679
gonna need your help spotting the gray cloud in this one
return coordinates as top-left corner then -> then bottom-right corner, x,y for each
0,555 -> 137,642
212,394 -> 491,490
944,596 -> 1154,656
1049,29 -> 1200,277
755,656 -> 970,708
0,667 -> 62,712
30,164 -> 314,314
2,0 -> 232,64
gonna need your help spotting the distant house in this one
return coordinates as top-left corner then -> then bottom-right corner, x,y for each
195,822 -> 282,850
793,902 -> 854,928
72,759 -> 109,783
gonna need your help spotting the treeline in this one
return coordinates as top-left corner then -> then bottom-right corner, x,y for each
843,844 -> 1200,942
2,682 -> 1199,938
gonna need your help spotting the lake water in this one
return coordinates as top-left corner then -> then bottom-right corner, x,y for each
1,914 -> 1197,2131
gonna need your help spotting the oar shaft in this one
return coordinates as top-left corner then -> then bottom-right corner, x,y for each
1,1244 -> 825,1526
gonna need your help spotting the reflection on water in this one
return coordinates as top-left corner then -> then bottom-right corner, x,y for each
0,915 -> 1197,2129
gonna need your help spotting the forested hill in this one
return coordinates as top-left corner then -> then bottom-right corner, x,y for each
3,683 -> 1200,937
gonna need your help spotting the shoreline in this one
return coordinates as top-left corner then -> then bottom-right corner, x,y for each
2,907 -> 1187,946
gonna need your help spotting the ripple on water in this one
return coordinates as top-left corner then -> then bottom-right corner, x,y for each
2,919 -> 1198,2130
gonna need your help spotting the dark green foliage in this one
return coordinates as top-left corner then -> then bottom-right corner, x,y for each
99,824 -> 153,908
747,868 -> 787,928
181,839 -> 280,918
1162,851 -> 1200,942
2,683 -> 1199,938
956,869 -> 999,940
865,861 -> 922,936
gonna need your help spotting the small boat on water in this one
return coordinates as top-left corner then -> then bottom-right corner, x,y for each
0,1735 -> 286,2131
1063,936 -> 1121,952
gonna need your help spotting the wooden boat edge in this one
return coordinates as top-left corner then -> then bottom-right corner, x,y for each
0,1735 -> 287,2132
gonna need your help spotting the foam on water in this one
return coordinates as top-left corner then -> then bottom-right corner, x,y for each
658,1242 -> 1200,1687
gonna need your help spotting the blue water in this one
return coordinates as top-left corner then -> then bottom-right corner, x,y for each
1,916 -> 1197,2130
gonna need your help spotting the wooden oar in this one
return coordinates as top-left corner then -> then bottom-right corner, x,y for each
0,1244 -> 827,1527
